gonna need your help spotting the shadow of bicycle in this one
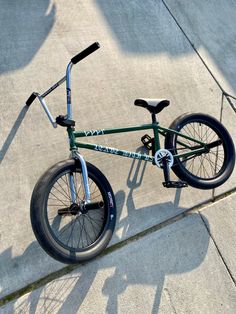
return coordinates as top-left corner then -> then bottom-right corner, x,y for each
1,148 -> 210,313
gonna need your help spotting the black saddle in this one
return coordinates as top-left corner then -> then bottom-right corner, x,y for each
134,98 -> 170,114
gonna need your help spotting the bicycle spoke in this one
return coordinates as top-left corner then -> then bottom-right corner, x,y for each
186,157 -> 194,173
77,216 -> 85,249
174,119 -> 227,180
58,219 -> 74,238
56,178 -> 72,201
66,217 -> 77,247
64,174 -> 72,202
204,154 -> 217,176
61,174 -> 79,202
84,214 -> 99,239
51,184 -> 71,202
73,172 -> 83,203
83,216 -> 93,246
46,168 -> 107,251
49,191 -> 69,207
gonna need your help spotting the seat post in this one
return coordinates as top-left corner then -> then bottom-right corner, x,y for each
152,113 -> 157,124
151,113 -> 159,158
140,112 -> 158,157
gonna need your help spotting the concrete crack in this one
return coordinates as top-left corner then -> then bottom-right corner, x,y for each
198,212 -> 236,287
161,0 -> 236,116
164,287 -> 178,314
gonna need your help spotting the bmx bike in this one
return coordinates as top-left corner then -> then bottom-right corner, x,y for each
26,42 -> 235,264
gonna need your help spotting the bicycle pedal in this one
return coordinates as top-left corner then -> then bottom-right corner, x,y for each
162,181 -> 188,188
141,134 -> 153,150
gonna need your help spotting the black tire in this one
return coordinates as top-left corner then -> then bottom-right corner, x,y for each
30,159 -> 116,264
165,113 -> 235,189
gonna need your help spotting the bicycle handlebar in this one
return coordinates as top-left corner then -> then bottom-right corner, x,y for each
26,92 -> 38,107
26,42 -> 101,126
71,42 -> 100,64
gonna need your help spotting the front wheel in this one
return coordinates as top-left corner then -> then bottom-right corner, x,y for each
165,113 -> 235,189
30,159 -> 116,264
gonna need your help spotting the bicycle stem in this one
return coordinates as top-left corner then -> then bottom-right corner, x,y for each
27,62 -> 74,128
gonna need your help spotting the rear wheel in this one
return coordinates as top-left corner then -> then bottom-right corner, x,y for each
165,113 -> 235,189
30,159 -> 116,264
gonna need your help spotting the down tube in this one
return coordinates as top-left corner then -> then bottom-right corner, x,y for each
76,142 -> 154,163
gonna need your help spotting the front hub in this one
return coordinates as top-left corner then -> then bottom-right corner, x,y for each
58,203 -> 80,216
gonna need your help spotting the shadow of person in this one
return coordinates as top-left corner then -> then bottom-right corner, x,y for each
0,0 -> 56,75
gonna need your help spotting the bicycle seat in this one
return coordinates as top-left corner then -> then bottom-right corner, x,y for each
134,98 -> 170,114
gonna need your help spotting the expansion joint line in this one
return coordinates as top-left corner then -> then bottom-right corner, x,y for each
161,0 -> 236,114
162,0 -> 236,200
1,187 -> 236,307
199,212 -> 236,287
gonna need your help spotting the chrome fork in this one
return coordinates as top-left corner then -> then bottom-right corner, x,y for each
70,151 -> 91,204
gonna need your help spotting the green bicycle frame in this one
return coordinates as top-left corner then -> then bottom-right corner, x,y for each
67,122 -> 207,163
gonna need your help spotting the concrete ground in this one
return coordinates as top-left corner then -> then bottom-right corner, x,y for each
0,0 -> 236,312
1,194 -> 236,313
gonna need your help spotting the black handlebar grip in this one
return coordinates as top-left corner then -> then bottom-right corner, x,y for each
26,92 -> 38,107
71,42 -> 100,65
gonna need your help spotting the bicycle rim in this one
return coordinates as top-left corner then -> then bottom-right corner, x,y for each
45,169 -> 108,252
175,121 -> 226,180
